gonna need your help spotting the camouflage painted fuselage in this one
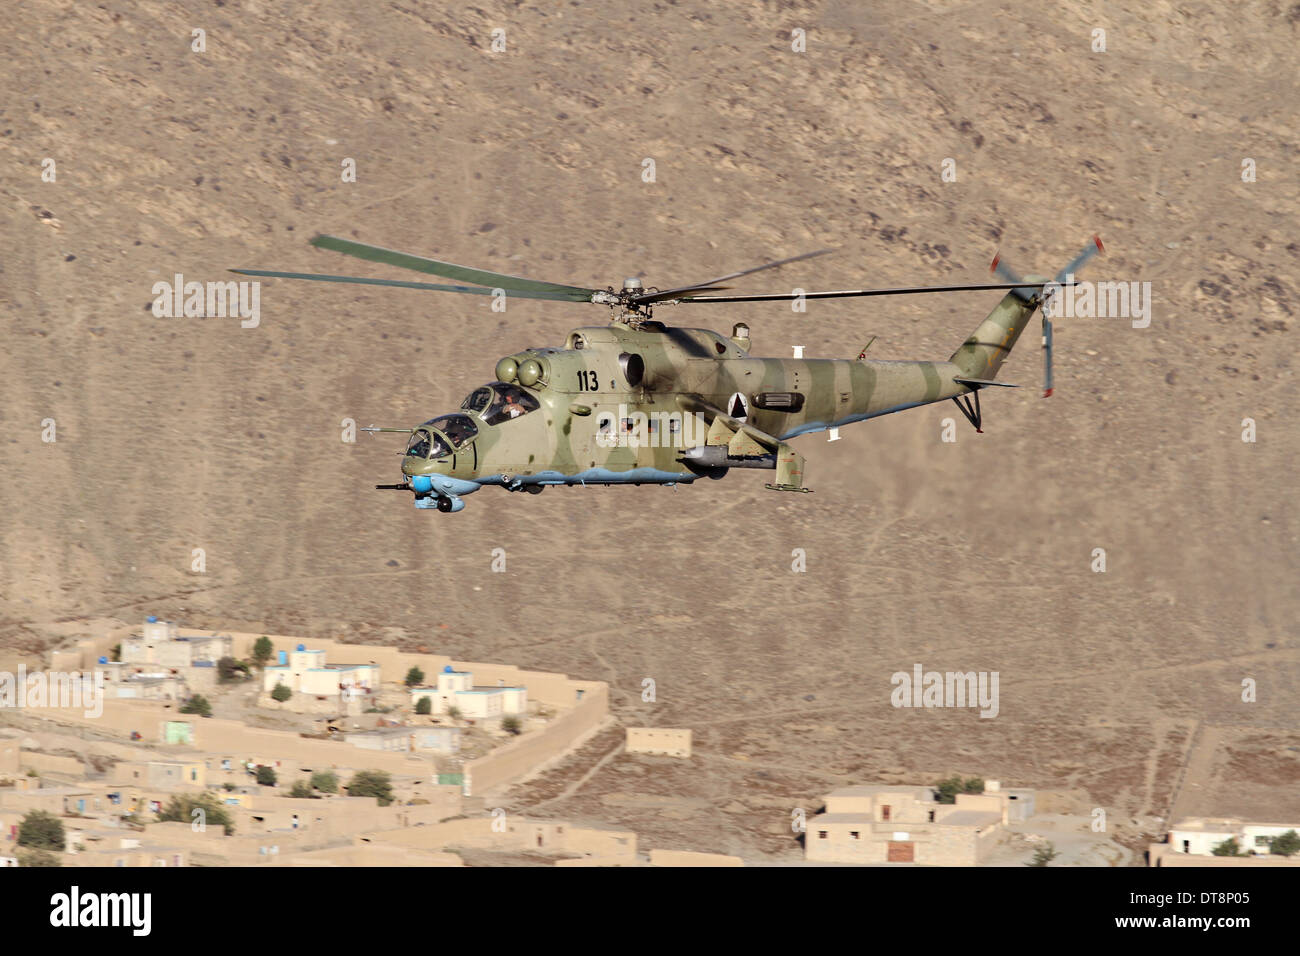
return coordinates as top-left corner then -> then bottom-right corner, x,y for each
398,286 -> 1040,510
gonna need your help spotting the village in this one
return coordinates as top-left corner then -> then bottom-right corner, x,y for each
1,618 -> 1296,868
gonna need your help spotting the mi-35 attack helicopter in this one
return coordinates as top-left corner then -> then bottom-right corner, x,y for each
234,233 -> 1102,513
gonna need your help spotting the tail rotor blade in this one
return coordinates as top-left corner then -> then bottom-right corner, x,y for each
989,250 -> 1022,284
989,250 -> 1038,302
1054,235 -> 1104,284
1042,315 -> 1054,398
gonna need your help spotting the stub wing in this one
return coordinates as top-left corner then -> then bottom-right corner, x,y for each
675,395 -> 783,452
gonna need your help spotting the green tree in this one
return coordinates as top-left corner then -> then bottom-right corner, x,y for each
415,696 -> 432,715
217,656 -> 245,683
252,636 -> 274,669
447,705 -> 462,720
404,666 -> 425,688
157,792 -> 235,835
17,810 -> 65,850
109,643 -> 121,662
179,694 -> 212,717
271,682 -> 292,703
310,770 -> 339,794
256,765 -> 278,787
1211,837 -> 1246,857
501,715 -> 522,735
935,775 -> 985,804
1026,843 -> 1060,866
346,770 -> 394,807
1269,830 -> 1300,857
18,848 -> 61,867
289,779 -> 317,799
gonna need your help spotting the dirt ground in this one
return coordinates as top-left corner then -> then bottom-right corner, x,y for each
2,2 -> 1297,862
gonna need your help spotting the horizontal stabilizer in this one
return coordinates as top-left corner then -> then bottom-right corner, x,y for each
954,377 -> 1020,390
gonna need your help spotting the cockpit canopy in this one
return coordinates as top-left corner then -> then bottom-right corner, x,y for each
405,428 -> 445,460
426,414 -> 478,447
405,414 -> 479,461
460,382 -> 541,425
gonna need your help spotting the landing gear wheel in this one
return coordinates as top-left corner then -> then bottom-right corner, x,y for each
436,496 -> 453,513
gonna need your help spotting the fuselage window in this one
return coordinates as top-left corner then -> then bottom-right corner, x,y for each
460,387 -> 493,414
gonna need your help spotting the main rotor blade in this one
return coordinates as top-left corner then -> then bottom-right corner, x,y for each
676,281 -> 1072,304
631,249 -> 833,305
310,234 -> 597,299
229,269 -> 590,301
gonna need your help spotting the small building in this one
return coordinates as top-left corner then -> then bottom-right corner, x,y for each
261,645 -> 380,706
120,618 -> 232,669
626,728 -> 692,757
411,727 -> 461,754
1151,818 -> 1300,862
805,782 -> 1034,866
110,675 -> 185,702
112,760 -> 206,790
410,666 -> 527,720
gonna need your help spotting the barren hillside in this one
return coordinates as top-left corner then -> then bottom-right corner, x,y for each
2,0 -> 1298,858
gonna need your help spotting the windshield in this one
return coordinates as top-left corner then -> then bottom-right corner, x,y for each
425,414 -> 478,448
406,428 -> 449,460
482,383 -> 540,425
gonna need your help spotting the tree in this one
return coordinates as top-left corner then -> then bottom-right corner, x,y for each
311,770 -> 339,794
1268,830 -> 1300,857
271,682 -> 292,703
217,656 -> 245,683
157,792 -> 234,835
415,696 -> 432,715
1211,837 -> 1247,857
252,636 -> 274,669
935,775 -> 985,804
289,779 -> 317,799
17,810 -> 65,850
18,849 -> 61,867
109,643 -> 121,662
346,770 -> 394,807
501,715 -> 522,735
447,705 -> 462,720
1026,843 -> 1060,866
179,694 -> 212,717
256,765 -> 278,787
404,666 -> 425,688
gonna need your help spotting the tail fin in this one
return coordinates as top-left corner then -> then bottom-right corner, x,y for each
948,289 -> 1039,379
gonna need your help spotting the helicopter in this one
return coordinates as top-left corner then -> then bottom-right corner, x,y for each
233,233 -> 1103,512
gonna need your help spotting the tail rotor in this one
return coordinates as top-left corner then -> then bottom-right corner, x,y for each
987,236 -> 1104,398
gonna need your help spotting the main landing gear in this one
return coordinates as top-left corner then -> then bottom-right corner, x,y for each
952,391 -> 984,434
